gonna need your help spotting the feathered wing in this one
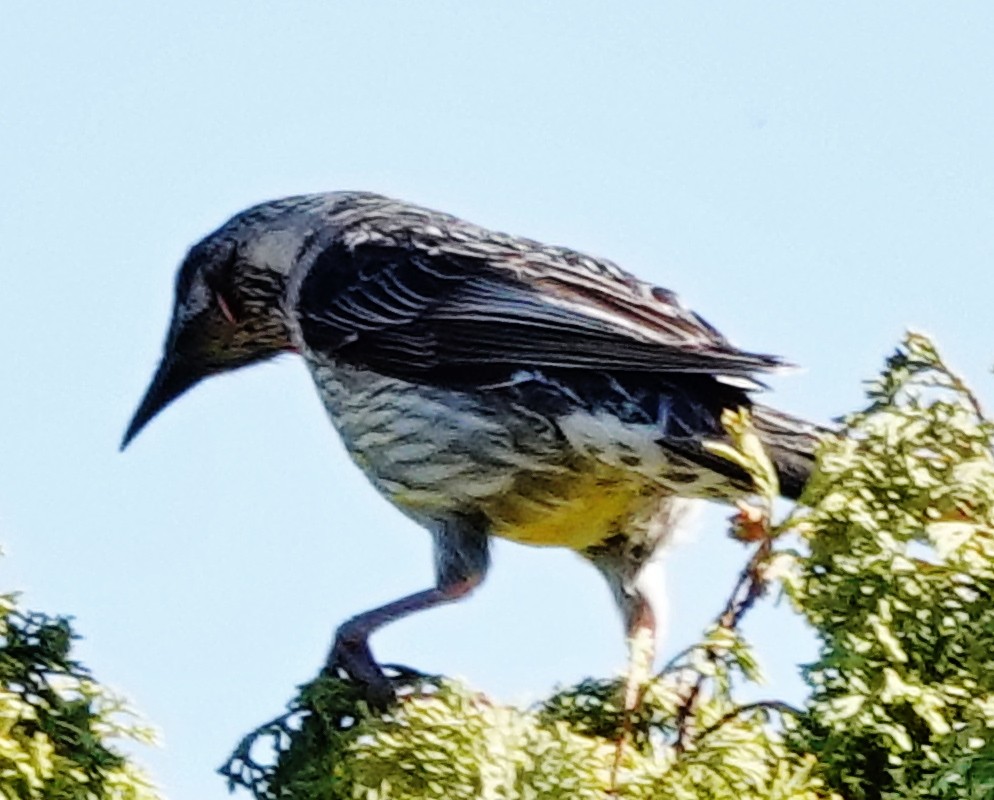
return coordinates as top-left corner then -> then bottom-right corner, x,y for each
294,199 -> 787,384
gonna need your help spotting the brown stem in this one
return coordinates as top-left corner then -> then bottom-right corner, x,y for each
695,700 -> 801,744
673,536 -> 773,754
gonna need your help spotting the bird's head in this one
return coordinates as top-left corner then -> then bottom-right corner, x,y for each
122,223 -> 298,449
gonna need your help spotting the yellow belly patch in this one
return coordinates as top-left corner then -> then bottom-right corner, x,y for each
485,463 -> 659,551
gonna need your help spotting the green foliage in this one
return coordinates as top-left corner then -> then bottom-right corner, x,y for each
0,593 -> 161,800
223,664 -> 830,799
222,333 -> 994,799
786,333 -> 994,798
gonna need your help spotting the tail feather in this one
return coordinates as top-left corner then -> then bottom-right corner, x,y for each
749,404 -> 826,500
661,402 -> 826,501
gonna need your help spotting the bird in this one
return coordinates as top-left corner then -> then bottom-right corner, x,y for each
123,191 -> 820,705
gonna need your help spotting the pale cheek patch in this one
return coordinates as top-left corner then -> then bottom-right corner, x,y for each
244,229 -> 307,274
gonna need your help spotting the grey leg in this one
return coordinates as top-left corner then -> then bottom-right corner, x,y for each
326,518 -> 490,707
582,531 -> 673,721
583,539 -> 666,673
583,542 -> 665,790
621,591 -> 657,711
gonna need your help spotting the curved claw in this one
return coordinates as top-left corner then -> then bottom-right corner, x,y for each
325,637 -> 396,710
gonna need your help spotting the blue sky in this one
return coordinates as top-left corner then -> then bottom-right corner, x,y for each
2,3 -> 994,798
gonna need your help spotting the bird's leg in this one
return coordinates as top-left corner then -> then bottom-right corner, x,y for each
327,580 -> 480,708
579,535 -> 666,713
326,517 -> 490,708
581,535 -> 667,792
611,593 -> 657,792
622,596 -> 657,712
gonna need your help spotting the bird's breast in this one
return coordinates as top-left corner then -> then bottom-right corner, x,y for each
482,464 -> 663,549
309,361 -> 530,518
306,359 -> 702,550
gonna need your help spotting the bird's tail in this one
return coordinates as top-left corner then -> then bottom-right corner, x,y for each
748,403 -> 825,500
661,402 -> 825,502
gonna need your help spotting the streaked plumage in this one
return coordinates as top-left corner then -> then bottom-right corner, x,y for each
124,192 -> 822,704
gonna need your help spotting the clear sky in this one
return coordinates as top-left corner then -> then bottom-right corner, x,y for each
2,3 -> 994,798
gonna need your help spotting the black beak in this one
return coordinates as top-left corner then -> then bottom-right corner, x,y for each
121,355 -> 208,450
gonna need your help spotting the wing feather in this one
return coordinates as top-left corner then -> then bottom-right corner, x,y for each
295,198 -> 786,384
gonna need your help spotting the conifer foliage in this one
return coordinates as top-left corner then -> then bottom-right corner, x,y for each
220,333 -> 994,799
0,596 -> 160,799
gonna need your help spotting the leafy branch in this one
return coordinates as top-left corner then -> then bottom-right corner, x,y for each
220,333 -> 994,800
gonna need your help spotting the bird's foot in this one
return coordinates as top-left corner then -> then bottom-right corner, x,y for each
324,635 -> 396,710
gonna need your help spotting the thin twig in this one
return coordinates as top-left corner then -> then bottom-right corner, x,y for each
695,700 -> 802,744
673,534 -> 773,754
944,369 -> 986,420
